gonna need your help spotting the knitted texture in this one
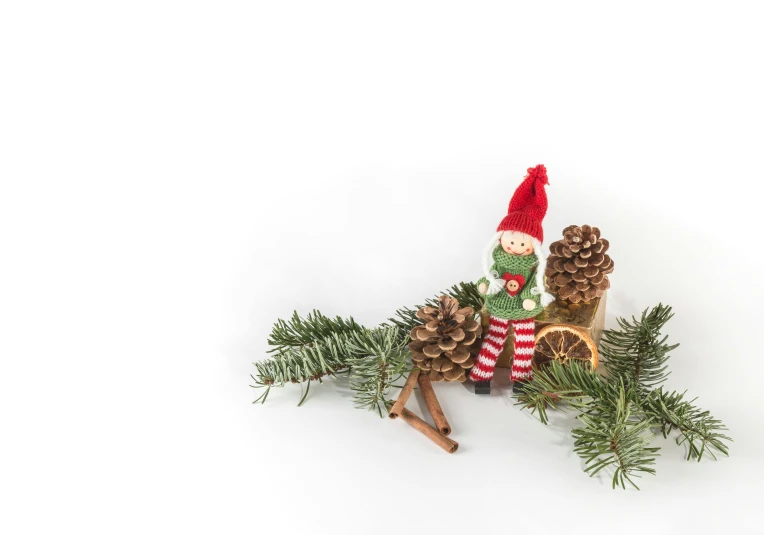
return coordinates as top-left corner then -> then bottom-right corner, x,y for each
479,248 -> 542,320
469,316 -> 510,381
509,319 -> 535,382
496,164 -> 549,242
468,317 -> 536,383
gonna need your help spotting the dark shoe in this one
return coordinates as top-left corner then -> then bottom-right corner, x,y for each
512,381 -> 528,394
474,381 -> 491,395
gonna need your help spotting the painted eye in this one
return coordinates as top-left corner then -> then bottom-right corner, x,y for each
520,243 -> 524,246
510,242 -> 514,245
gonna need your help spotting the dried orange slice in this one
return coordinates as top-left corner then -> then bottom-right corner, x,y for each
533,325 -> 598,370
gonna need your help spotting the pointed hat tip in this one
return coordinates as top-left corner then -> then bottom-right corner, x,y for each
527,164 -> 549,185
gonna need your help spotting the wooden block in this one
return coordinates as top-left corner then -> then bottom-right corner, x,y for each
481,292 -> 607,369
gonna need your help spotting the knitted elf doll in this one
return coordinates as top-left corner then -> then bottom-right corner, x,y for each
468,164 -> 555,394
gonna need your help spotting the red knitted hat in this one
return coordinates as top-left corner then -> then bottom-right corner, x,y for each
496,164 -> 550,242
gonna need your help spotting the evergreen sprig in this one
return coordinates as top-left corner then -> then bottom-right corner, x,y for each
267,310 -> 363,353
600,304 -> 677,390
517,362 -> 659,489
643,388 -> 731,461
257,336 -> 347,385
253,309 -> 408,412
346,327 -> 408,416
252,331 -> 353,405
515,359 -> 609,423
254,310 -> 369,406
573,381 -> 660,490
517,305 -> 731,490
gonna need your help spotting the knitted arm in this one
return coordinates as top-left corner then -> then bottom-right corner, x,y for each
520,275 -> 541,303
520,274 -> 542,313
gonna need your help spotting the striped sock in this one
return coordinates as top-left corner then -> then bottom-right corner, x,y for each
469,316 -> 511,382
510,318 -> 535,382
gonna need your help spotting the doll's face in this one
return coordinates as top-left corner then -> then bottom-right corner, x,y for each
500,231 -> 535,256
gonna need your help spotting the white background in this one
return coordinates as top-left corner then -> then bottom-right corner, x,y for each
2,1 -> 763,534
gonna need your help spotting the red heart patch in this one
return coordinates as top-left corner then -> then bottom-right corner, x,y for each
501,273 -> 525,296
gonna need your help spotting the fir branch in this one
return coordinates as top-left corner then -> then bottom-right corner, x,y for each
267,310 -> 363,353
516,304 -> 731,489
253,310 -> 366,405
345,327 -> 409,416
515,360 -> 609,424
252,332 -> 355,404
573,382 -> 660,490
518,363 -> 661,489
253,320 -> 409,410
643,388 -> 732,461
600,304 -> 678,390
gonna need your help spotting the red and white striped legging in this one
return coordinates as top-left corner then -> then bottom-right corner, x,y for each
469,317 -> 535,383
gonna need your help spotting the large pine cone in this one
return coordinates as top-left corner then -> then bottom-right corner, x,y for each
545,225 -> 614,304
408,295 -> 482,382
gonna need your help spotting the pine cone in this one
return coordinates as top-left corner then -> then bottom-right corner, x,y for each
408,295 -> 482,382
545,225 -> 614,304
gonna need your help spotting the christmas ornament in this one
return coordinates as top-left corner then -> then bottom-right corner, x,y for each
409,295 -> 482,383
469,164 -> 555,394
545,224 -> 614,304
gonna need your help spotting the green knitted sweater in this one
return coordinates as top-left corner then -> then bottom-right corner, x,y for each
478,248 -> 543,320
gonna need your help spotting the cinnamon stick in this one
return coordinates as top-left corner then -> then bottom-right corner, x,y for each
417,373 -> 451,436
399,408 -> 459,453
388,368 -> 420,419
